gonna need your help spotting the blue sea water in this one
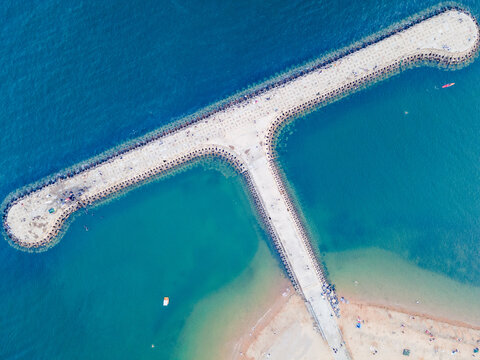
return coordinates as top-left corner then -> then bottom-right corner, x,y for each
277,59 -> 480,323
278,63 -> 480,287
0,166 -> 280,359
2,0 -> 480,358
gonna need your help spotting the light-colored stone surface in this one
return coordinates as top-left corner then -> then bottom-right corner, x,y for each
4,9 -> 479,360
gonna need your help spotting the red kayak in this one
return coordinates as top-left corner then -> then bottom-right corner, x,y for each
442,82 -> 455,88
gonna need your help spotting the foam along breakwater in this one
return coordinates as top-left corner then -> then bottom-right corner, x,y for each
3,6 -> 479,360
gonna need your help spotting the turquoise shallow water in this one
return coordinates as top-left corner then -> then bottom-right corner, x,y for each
324,247 -> 480,325
0,165 -> 278,359
278,64 -> 480,321
3,0 -> 480,358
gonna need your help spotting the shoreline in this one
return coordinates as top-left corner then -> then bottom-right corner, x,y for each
324,247 -> 480,328
172,241 -> 293,360
229,285 -> 333,360
229,285 -> 295,360
233,290 -> 480,360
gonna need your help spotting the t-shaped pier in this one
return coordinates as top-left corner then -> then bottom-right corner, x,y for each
3,7 -> 479,360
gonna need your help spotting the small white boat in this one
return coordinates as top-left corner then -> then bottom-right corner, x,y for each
163,297 -> 169,306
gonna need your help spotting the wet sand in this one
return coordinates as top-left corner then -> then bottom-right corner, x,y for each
174,241 -> 292,360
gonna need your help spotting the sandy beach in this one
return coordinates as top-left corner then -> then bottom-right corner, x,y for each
229,285 -> 332,360
232,287 -> 480,360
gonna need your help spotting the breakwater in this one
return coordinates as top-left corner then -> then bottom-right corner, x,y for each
2,6 -> 479,360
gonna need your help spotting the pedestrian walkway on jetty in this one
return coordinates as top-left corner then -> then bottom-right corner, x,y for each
3,7 -> 479,360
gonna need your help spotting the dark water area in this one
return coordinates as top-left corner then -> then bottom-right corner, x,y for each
3,0 -> 478,201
